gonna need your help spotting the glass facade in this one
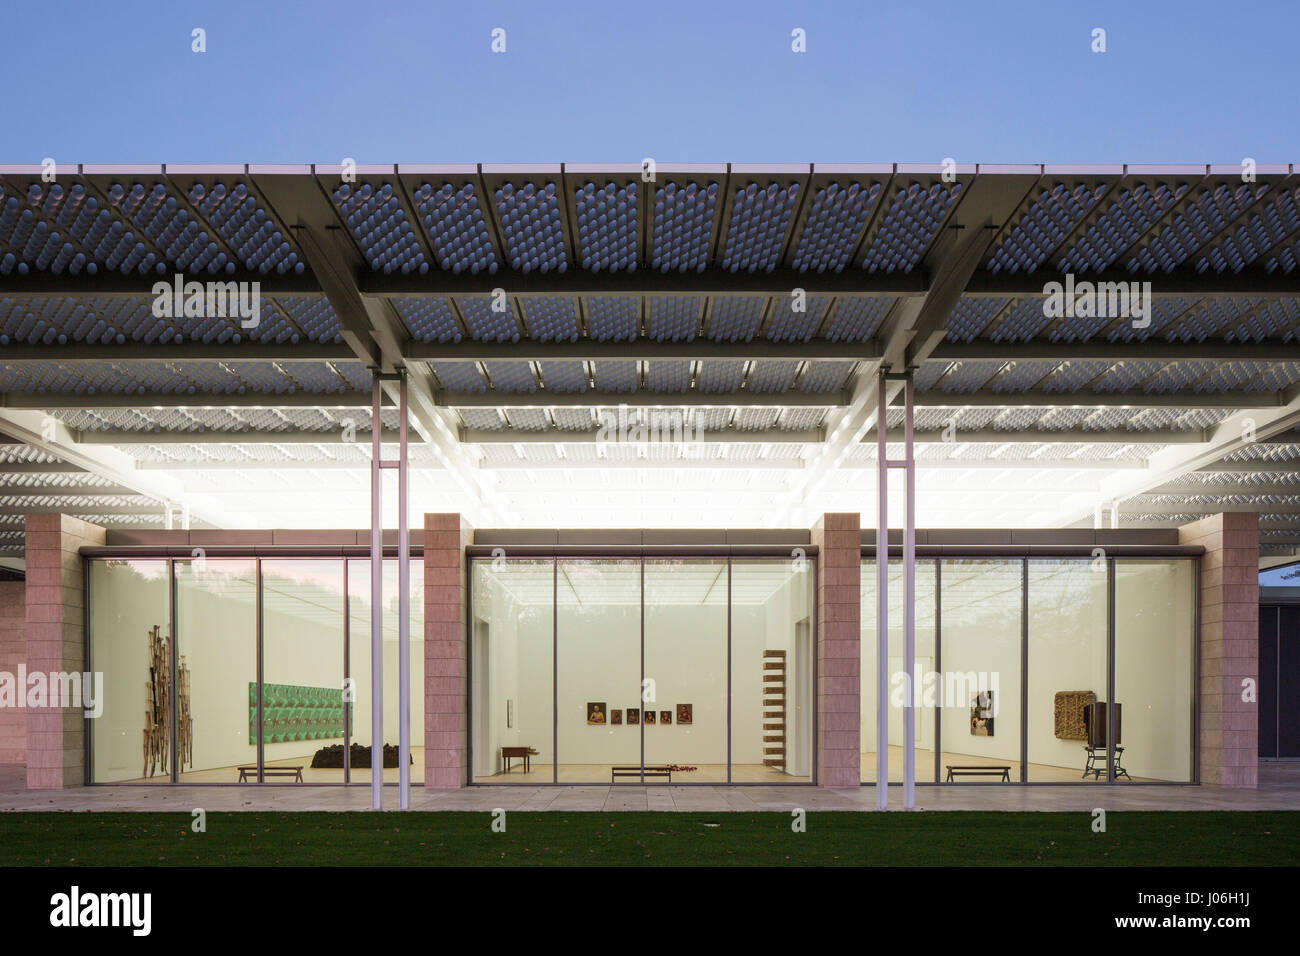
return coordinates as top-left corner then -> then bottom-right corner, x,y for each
89,559 -> 170,784
861,556 -> 1196,784
472,555 -> 817,784
85,546 -> 1196,787
175,559 -> 257,783
88,557 -> 420,784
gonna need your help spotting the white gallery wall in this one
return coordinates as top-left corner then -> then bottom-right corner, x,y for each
469,559 -> 814,778
1026,561 -> 1107,776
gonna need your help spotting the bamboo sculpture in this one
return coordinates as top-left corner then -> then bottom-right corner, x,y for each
177,654 -> 193,770
142,626 -> 194,777
142,625 -> 169,778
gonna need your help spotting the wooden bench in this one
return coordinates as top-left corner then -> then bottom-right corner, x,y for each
611,765 -> 672,782
238,765 -> 304,783
945,765 -> 1011,782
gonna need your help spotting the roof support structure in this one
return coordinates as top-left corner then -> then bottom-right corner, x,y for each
253,171 -> 502,525
0,407 -> 227,527
1051,382 -> 1300,527
789,219 -> 998,517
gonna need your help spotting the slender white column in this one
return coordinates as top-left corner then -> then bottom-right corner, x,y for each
370,379 -> 384,811
398,375 -> 411,810
875,373 -> 889,809
903,373 -> 916,810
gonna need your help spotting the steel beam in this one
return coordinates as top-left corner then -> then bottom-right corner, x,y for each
1122,501 -> 1300,515
931,340 -> 1300,363
2,392 -> 372,410
1196,459 -> 1300,473
75,429 -> 415,444
903,390 -> 1288,410
0,504 -> 161,516
460,428 -> 823,444
410,339 -> 883,362
0,483 -> 135,497
879,427 -> 1210,445
0,343 -> 354,362
441,390 -> 847,409
1151,482 -> 1300,497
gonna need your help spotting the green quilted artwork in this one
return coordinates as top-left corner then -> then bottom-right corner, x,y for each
248,683 -> 346,745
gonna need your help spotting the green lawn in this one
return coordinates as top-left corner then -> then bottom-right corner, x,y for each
1,811 -> 1295,866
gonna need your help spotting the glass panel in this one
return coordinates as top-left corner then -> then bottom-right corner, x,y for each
939,559 -> 1023,782
1115,559 -> 1195,781
557,559 -> 640,783
174,559 -> 257,783
860,559 -> 938,783
1027,560 -> 1107,782
732,558 -> 815,782
469,559 -> 555,783
89,560 -> 170,783
259,560 -> 344,784
644,559 -> 727,783
347,559 -> 422,785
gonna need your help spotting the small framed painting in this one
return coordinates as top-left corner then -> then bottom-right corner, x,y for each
626,708 -> 640,725
644,710 -> 656,725
587,702 -> 607,725
611,709 -> 622,725
660,710 -> 672,725
970,691 -> 994,737
676,703 -> 693,725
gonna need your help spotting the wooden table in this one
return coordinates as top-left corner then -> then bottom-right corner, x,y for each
945,765 -> 1011,782
238,766 -> 304,783
501,746 -> 534,773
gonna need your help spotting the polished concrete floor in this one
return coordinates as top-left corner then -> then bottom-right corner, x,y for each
1,762 -> 1297,812
860,748 -> 1158,783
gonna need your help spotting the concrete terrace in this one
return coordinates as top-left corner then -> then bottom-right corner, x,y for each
1,763 -> 1296,814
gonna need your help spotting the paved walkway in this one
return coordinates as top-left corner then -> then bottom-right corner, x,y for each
1,763 -> 1296,813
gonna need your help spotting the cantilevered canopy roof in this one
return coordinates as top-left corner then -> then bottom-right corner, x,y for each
1,162 -> 1299,555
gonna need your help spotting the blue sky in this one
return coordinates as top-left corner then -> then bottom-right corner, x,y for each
6,0 -> 1298,163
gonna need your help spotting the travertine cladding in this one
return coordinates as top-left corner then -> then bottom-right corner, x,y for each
0,581 -> 26,763
24,514 -> 105,788
1179,513 -> 1259,788
424,514 -> 473,789
812,513 -> 861,788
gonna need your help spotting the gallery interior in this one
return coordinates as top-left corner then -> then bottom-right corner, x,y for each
0,162 -> 1296,799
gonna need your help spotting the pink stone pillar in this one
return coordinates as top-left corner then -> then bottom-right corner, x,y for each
424,513 -> 472,789
811,513 -> 861,787
0,581 -> 26,763
1179,512 -> 1259,788
24,514 -> 106,788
